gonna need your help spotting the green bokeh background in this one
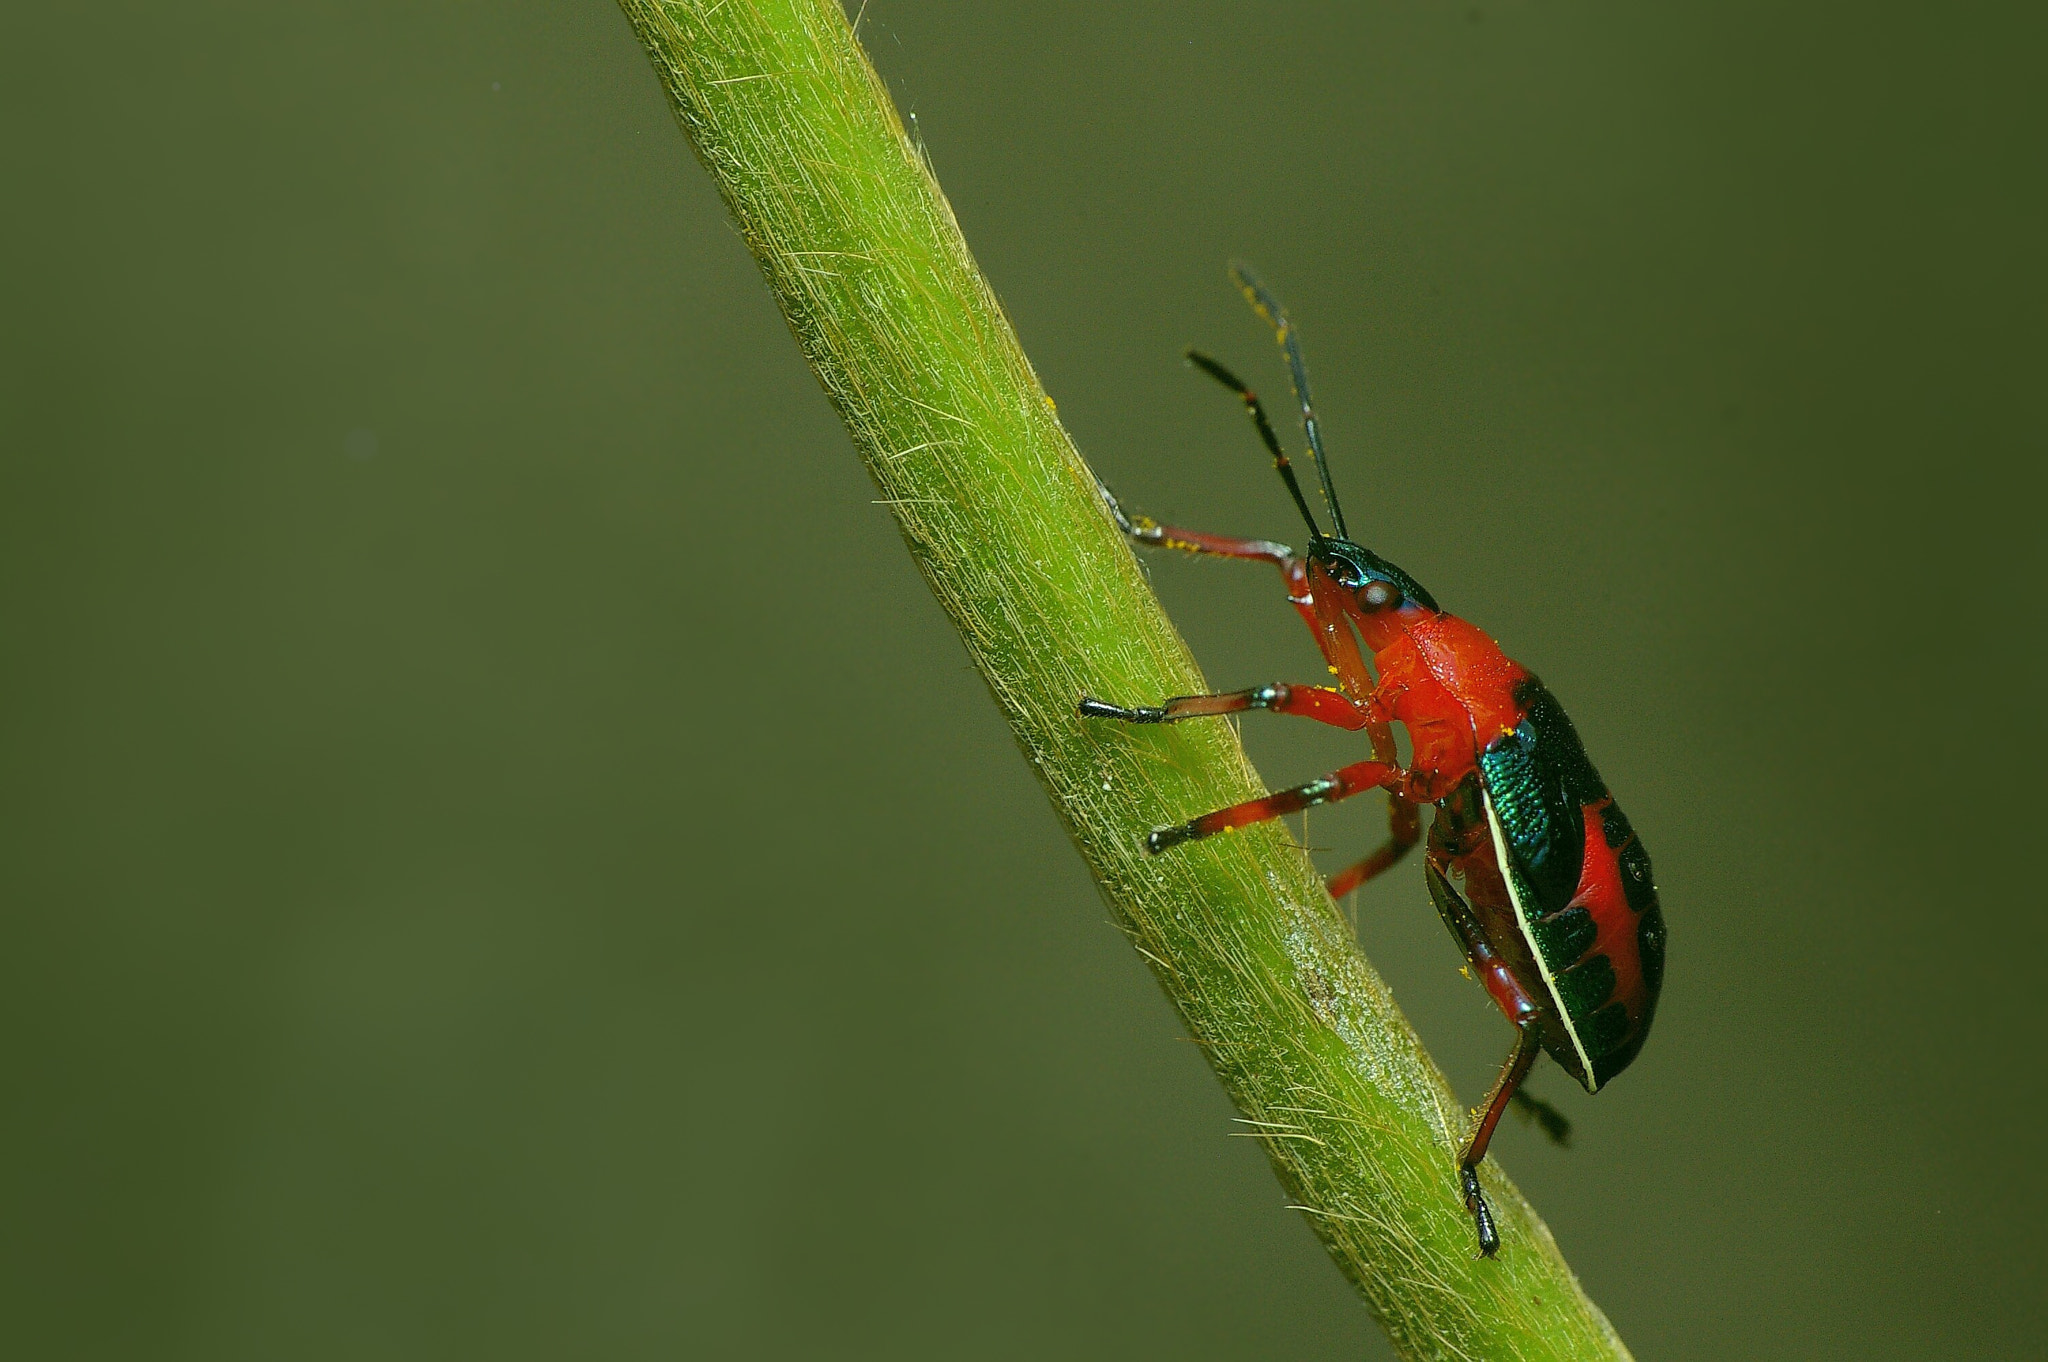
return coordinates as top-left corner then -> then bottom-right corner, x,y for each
4,2 -> 2042,1357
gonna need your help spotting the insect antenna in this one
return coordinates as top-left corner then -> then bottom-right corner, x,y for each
1185,349 -> 1326,544
1229,263 -> 1349,540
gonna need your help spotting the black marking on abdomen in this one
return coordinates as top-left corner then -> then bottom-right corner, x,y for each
1553,953 -> 1617,1021
1584,1002 -> 1632,1056
1638,903 -> 1668,996
1532,905 -> 1598,972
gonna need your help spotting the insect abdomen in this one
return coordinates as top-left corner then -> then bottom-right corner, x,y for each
1481,679 -> 1666,1091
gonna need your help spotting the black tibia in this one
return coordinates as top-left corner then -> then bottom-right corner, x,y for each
1077,684 -> 1366,730
1510,1090 -> 1573,1147
1460,1021 -> 1544,1259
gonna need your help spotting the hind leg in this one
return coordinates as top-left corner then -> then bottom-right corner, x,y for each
1425,857 -> 1554,1257
1459,1022 -> 1544,1258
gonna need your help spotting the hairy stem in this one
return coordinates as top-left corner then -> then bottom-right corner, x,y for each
615,3 -> 1632,1357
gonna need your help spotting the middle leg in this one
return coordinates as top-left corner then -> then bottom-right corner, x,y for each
1079,683 -> 1369,731
1146,758 -> 1401,854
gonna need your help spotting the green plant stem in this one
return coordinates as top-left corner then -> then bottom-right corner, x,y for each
616,3 -> 1633,1357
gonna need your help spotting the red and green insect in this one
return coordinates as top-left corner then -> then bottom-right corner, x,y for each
1080,266 -> 1666,1257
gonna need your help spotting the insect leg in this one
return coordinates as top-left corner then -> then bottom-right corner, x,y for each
1098,482 -> 1299,575
1145,759 -> 1399,854
1324,794 -> 1422,898
1424,857 -> 1538,1027
1425,855 -> 1550,1257
1078,683 -> 1368,730
1460,1022 -> 1544,1258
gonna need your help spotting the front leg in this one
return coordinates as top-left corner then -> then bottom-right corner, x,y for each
1098,482 -> 1302,579
1097,480 -> 1330,643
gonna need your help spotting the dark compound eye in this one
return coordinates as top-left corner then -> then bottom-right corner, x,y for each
1360,579 -> 1403,611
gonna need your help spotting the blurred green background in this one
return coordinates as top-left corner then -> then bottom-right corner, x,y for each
4,2 -> 2042,1357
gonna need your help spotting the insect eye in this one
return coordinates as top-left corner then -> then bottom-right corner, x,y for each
1360,579 -> 1403,611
